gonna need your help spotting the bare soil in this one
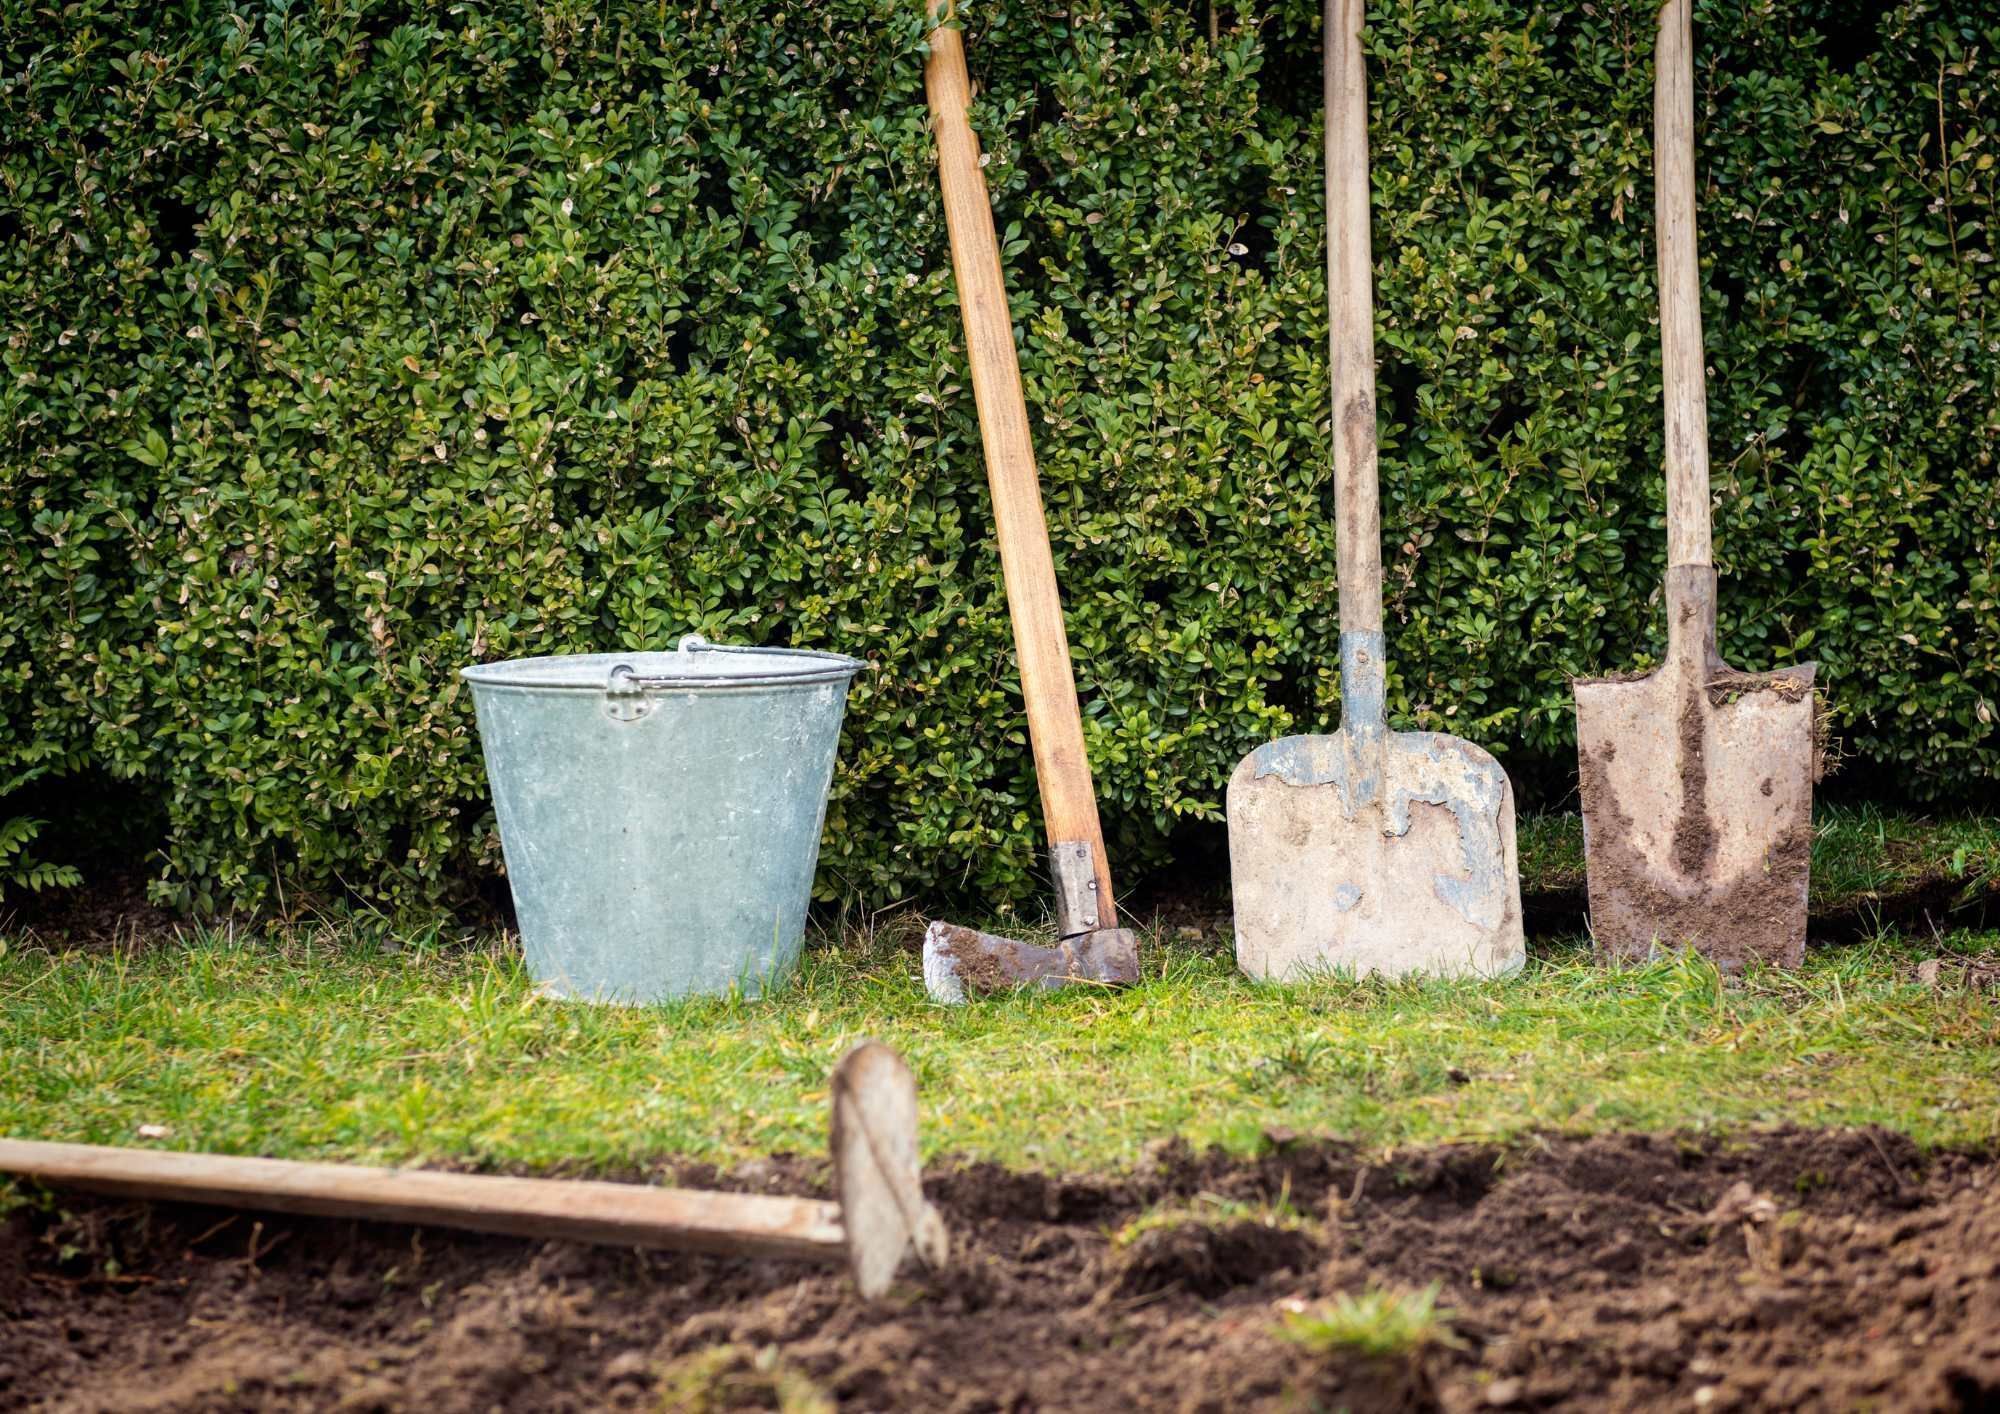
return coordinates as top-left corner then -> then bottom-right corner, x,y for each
5,1127 -> 1998,1412
0,872 -> 177,955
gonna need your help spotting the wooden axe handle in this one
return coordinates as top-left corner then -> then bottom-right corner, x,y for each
923,12 -> 1116,919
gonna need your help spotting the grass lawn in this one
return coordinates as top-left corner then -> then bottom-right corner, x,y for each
1,808 -> 1996,1177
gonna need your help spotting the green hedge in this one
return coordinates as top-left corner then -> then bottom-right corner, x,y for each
2,0 -> 1995,916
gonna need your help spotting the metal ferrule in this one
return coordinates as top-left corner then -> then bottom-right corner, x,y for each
1048,840 -> 1102,937
1339,629 -> 1388,735
1338,629 -> 1388,808
1663,565 -> 1720,671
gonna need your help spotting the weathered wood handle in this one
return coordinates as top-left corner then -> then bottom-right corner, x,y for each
0,1139 -> 847,1263
1656,0 -> 1712,572
1326,0 -> 1386,727
2,1041 -> 948,1302
923,11 -> 1116,917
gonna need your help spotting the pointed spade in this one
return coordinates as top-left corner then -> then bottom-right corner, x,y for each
1572,0 -> 1817,970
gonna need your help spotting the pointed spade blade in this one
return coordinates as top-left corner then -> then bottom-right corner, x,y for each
1575,657 -> 1816,970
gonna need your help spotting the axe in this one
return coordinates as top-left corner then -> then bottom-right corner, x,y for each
917,7 -> 1139,1003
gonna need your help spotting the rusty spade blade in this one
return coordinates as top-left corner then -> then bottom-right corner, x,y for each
1575,1 -> 1816,971
1226,0 -> 1525,983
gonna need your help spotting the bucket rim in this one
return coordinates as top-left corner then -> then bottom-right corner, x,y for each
460,643 -> 865,692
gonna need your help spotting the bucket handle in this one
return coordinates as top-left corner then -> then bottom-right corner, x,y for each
602,634 -> 856,717
603,636 -> 713,721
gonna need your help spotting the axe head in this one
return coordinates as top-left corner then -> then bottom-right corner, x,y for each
921,921 -> 1139,1004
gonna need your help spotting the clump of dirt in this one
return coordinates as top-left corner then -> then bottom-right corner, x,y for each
1705,667 -> 1814,707
4,1127 -> 1998,1412
1105,1219 -> 1320,1299
1197,1331 -> 1441,1413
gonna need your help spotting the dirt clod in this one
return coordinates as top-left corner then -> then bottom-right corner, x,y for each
1106,1219 -> 1319,1300
1706,669 -> 1812,707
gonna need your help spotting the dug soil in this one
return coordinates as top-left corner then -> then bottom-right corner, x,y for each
4,1127 -> 1998,1412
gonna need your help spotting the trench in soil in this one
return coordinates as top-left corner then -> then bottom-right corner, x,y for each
5,1127 -> 1999,1412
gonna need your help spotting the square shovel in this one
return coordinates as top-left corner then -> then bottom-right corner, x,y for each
1572,0 -> 1816,970
1226,0 -> 1525,982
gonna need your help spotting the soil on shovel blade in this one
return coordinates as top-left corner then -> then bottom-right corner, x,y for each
5,1127 -> 1998,1412
1575,727 -> 1814,974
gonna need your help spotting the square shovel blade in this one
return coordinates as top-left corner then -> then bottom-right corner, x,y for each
1227,730 -> 1525,981
1574,658 -> 1816,970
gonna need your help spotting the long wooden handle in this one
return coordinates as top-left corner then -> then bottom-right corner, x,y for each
923,13 -> 1115,917
0,1139 -> 846,1263
1656,0 -> 1711,571
1326,0 -> 1386,728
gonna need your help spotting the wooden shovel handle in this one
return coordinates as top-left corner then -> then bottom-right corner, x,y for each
1656,0 -> 1712,571
1326,0 -> 1387,721
923,11 -> 1116,918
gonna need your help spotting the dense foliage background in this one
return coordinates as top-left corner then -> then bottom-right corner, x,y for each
2,0 -> 1995,916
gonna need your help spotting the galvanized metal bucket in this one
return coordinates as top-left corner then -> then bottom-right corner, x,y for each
461,634 -> 863,1004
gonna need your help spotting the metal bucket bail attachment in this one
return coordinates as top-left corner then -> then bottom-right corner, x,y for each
605,663 -> 650,722
603,635 -> 763,721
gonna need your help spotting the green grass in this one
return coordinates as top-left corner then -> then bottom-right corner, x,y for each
1,919 -> 1995,1175
3,809 -> 1995,1175
1807,804 -> 2000,911
1112,1192 -> 1313,1248
656,1346 -> 835,1414
1279,1284 -> 1463,1360
1516,814 -> 1590,894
